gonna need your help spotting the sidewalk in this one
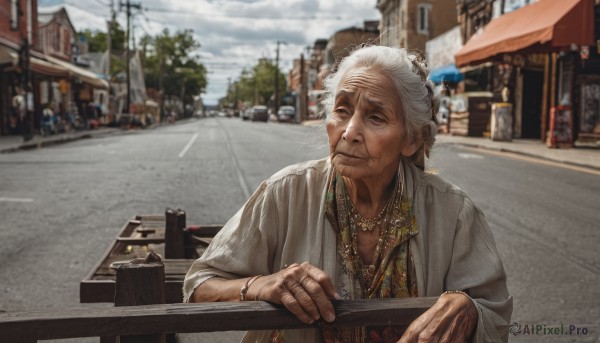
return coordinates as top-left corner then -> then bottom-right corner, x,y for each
0,127 -> 122,154
436,135 -> 600,171
303,119 -> 600,171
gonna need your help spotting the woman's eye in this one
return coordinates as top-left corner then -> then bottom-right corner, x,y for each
334,107 -> 350,116
370,115 -> 385,123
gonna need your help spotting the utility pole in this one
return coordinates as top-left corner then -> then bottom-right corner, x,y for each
107,0 -> 114,76
106,0 -> 114,119
299,52 -> 305,122
120,0 -> 141,114
24,0 -> 33,138
227,77 -> 231,108
274,41 -> 286,118
234,81 -> 238,115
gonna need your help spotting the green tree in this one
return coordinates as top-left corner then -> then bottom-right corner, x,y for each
79,20 -> 125,53
141,28 -> 207,115
78,20 -> 126,76
222,60 -> 287,108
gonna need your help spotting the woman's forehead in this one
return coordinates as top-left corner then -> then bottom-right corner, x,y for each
336,67 -> 399,103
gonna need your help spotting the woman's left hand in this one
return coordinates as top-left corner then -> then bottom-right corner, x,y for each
398,292 -> 478,343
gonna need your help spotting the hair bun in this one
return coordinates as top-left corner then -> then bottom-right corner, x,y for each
407,54 -> 428,82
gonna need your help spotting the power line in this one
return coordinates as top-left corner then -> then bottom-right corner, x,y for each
143,7 -> 347,20
94,0 -> 110,7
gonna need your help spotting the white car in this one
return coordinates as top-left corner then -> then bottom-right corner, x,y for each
277,106 -> 296,123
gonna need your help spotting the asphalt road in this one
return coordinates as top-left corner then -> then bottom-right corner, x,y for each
0,117 -> 598,342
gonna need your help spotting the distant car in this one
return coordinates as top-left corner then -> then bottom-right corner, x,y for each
250,105 -> 269,122
277,106 -> 296,123
241,109 -> 251,120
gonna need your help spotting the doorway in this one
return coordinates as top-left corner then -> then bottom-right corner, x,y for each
520,69 -> 543,138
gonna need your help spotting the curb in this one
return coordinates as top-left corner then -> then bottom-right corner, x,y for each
0,118 -> 202,154
440,140 -> 600,172
0,130 -> 117,154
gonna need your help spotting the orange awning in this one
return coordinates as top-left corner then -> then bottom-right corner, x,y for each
455,0 -> 594,67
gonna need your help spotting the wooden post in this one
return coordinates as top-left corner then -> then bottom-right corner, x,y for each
113,251 -> 167,343
541,54 -> 550,142
549,52 -> 557,121
164,209 -> 185,259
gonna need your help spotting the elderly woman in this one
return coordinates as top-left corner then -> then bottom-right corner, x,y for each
184,46 -> 512,342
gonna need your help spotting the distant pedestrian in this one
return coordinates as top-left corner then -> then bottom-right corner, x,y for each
184,46 -> 512,342
10,87 -> 24,135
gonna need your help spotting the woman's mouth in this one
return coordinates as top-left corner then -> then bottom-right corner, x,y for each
336,152 -> 361,159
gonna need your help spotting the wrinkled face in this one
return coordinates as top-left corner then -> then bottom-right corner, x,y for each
326,67 -> 418,180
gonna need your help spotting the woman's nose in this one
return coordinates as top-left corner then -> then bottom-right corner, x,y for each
342,113 -> 363,143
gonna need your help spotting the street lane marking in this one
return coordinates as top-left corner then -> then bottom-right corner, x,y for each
178,133 -> 199,158
461,146 -> 600,176
458,153 -> 485,159
216,120 -> 251,199
0,197 -> 34,203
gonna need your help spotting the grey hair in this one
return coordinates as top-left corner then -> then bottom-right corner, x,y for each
322,45 -> 439,170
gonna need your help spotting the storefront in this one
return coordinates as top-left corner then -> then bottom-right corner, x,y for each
46,56 -> 109,125
0,43 -> 70,135
455,0 -> 596,146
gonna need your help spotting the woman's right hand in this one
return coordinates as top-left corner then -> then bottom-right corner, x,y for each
247,262 -> 342,324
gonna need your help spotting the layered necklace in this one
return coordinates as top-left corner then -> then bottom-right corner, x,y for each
345,187 -> 394,232
341,172 -> 405,290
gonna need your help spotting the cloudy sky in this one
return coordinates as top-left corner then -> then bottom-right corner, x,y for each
39,0 -> 380,105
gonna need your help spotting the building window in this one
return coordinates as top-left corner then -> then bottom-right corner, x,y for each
10,0 -> 19,30
417,3 -> 431,35
60,28 -> 65,55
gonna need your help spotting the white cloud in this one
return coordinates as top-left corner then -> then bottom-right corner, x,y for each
41,0 -> 380,105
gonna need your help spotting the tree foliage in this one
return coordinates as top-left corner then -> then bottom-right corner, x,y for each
79,20 -> 125,53
221,59 -> 287,109
140,29 -> 207,107
79,20 -> 126,76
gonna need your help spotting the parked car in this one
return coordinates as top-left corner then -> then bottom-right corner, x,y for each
277,105 -> 296,123
250,105 -> 269,122
241,109 -> 250,120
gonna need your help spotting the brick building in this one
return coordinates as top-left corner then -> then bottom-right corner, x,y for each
377,0 -> 457,54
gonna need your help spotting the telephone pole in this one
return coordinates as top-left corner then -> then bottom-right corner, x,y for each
24,0 -> 33,138
299,52 -> 305,122
120,0 -> 141,113
274,41 -> 286,118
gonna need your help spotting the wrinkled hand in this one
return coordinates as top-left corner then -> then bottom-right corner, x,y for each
247,262 -> 342,324
398,292 -> 478,343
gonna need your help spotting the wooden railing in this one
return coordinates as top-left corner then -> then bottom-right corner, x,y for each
1,209 -> 436,342
0,298 -> 437,342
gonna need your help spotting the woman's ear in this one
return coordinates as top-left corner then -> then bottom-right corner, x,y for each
401,136 -> 420,157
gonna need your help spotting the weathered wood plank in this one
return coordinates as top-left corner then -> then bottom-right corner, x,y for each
185,225 -> 222,237
136,214 -> 166,222
165,209 -> 186,259
0,298 -> 436,341
80,279 -> 185,304
116,237 -> 166,245
115,252 -> 166,343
